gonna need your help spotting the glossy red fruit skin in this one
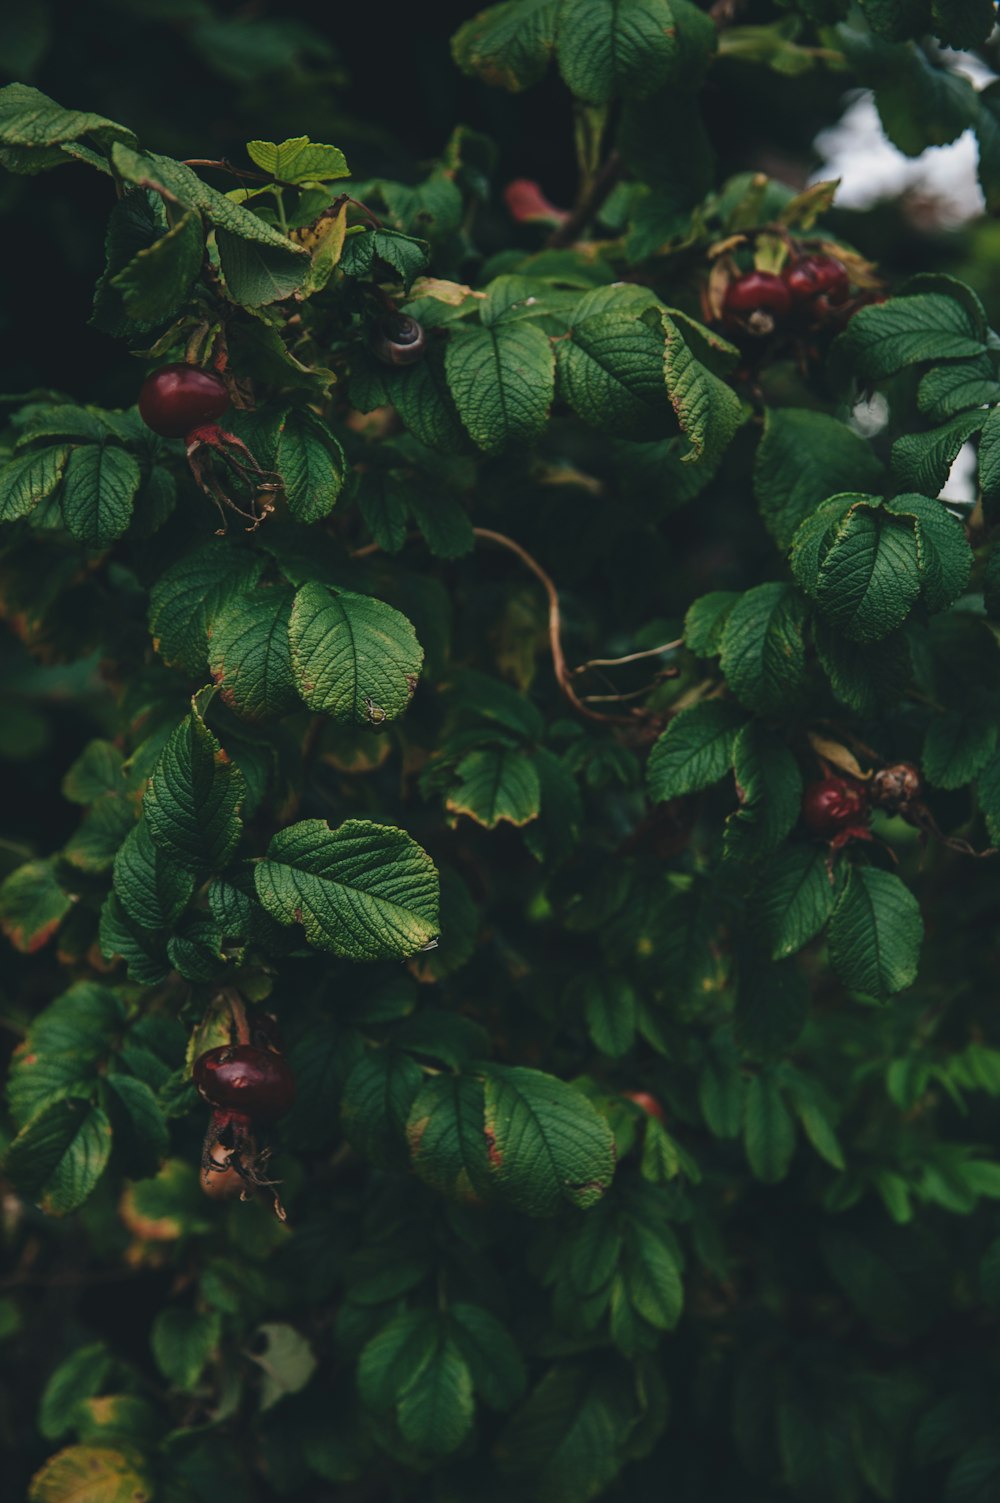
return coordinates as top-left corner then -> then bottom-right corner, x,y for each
784,255 -> 849,304
724,271 -> 792,318
193,1045 -> 295,1121
623,1090 -> 666,1123
138,364 -> 229,439
801,776 -> 869,836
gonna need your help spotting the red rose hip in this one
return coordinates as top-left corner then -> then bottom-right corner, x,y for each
784,255 -> 849,305
622,1090 -> 666,1123
801,775 -> 869,836
138,363 -> 230,439
193,1044 -> 295,1121
724,271 -> 792,319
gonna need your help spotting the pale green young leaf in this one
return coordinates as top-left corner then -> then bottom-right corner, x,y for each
28,1445 -> 151,1503
246,136 -> 349,183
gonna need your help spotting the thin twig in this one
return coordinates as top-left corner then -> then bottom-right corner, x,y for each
573,638 -> 682,673
545,150 -> 623,250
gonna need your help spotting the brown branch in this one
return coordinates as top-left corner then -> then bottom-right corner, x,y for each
351,527 -> 648,726
545,150 -> 623,250
573,638 -> 682,673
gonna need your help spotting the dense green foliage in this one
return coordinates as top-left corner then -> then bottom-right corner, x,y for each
4,2 -> 1000,1500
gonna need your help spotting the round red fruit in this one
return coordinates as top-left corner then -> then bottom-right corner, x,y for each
193,1045 -> 295,1121
785,255 -> 849,304
138,364 -> 230,439
622,1090 -> 666,1123
724,271 -> 791,319
801,775 -> 869,836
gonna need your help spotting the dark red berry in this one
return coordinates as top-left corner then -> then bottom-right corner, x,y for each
371,314 -> 427,367
724,271 -> 792,319
801,776 -> 869,836
784,255 -> 849,305
138,364 -> 229,439
194,1045 -> 295,1121
622,1090 -> 666,1123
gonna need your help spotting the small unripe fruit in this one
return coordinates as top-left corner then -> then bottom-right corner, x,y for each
138,364 -> 229,439
801,775 -> 869,836
371,314 -> 427,366
194,1045 -> 295,1121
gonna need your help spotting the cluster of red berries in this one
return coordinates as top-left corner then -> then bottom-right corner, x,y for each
722,254 -> 851,337
193,1040 -> 295,1213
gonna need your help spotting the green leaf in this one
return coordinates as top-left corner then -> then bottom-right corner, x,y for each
112,818 -> 193,928
661,311 -> 744,465
811,499 -> 921,643
246,136 -> 349,183
0,82 -> 135,173
99,894 -> 170,985
828,866 -> 923,998
406,1073 -> 493,1201
977,404 -> 1000,520
451,0 -> 559,90
449,1303 -> 526,1411
918,356 -> 1000,421
104,1075 -> 169,1179
835,291 -> 985,379
735,956 -> 808,1060
339,227 -> 429,287
497,1363 -> 633,1502
216,227 -> 308,306
836,25 -> 978,157
397,1331 -> 475,1455
28,1445 -> 152,1503
684,591 -> 739,657
582,975 -> 638,1057
60,444 -> 142,548
445,319 -> 555,455
62,741 -> 125,804
814,623 -> 912,717
250,1323 -> 318,1411
7,983 -> 122,1130
646,699 -> 745,802
755,844 -> 841,960
109,208 -> 204,324
719,582 -> 809,712
446,747 -> 542,827
754,407 -> 886,550
151,1307 -> 221,1391
3,1097 -> 112,1215
149,540 -> 265,674
480,1064 -> 616,1214
0,858 -> 72,953
0,443 -> 70,523
555,0 -> 678,102
289,580 -> 422,725
254,817 -> 439,960
208,585 -> 299,722
342,1046 -> 424,1166
143,704 -> 244,873
387,348 -> 470,454
891,412 -> 984,495
744,1070 -> 795,1183
698,1043 -> 744,1138
63,795 -> 136,873
725,722 -> 802,861
276,408 -> 345,523
39,1343 -> 114,1442
624,1221 -> 684,1329
923,709 -> 998,789
557,309 -> 673,438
